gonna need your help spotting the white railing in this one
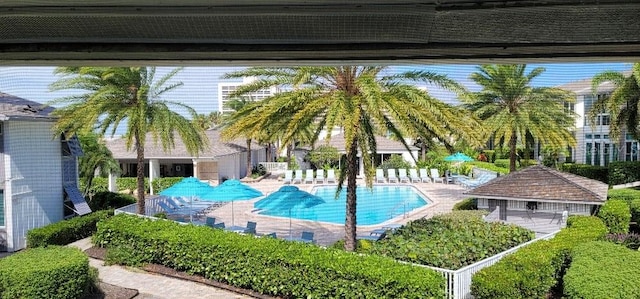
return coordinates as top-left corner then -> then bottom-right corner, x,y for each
417,230 -> 560,299
259,162 -> 288,173
115,196 -> 165,216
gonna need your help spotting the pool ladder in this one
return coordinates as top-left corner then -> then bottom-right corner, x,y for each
388,199 -> 409,219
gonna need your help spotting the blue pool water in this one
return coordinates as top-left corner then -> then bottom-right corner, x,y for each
258,185 -> 429,225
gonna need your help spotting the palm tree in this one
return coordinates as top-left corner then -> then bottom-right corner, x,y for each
224,96 -> 258,177
221,66 -> 482,251
49,67 -> 207,214
193,111 -> 223,130
589,63 -> 640,141
77,132 -> 120,195
463,64 -> 576,172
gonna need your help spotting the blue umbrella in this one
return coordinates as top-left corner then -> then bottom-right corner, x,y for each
200,179 -> 264,226
199,179 -> 263,202
254,186 -> 325,237
444,152 -> 474,162
159,177 -> 216,222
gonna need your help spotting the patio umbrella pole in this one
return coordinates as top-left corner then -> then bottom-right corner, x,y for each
190,195 -> 193,223
289,208 -> 292,238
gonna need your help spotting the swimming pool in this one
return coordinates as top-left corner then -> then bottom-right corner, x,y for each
257,185 -> 429,225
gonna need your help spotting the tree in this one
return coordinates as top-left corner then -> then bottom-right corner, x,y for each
589,63 -> 640,141
307,145 -> 340,169
193,111 -> 223,130
224,96 -> 258,177
221,66 -> 482,251
463,64 -> 576,172
49,67 -> 207,214
77,132 -> 120,195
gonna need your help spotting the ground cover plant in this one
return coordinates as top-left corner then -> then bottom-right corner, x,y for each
26,210 -> 113,248
471,216 -> 608,299
94,214 -> 445,298
363,211 -> 533,269
0,246 -> 94,299
563,241 -> 640,299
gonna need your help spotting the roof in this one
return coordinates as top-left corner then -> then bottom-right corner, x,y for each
0,92 -> 56,121
106,129 -> 263,160
313,133 -> 419,153
556,70 -> 631,95
465,165 -> 608,204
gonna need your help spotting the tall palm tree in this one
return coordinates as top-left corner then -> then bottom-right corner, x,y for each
193,111 -> 223,130
49,67 -> 207,214
463,64 -> 576,172
224,96 -> 258,177
589,63 -> 640,141
221,66 -> 482,251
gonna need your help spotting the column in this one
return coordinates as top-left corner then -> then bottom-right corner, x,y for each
108,172 -> 118,193
149,159 -> 160,195
192,159 -> 198,179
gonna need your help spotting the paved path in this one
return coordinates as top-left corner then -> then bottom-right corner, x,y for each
69,238 -> 252,299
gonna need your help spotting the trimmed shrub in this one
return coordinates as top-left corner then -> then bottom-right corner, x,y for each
560,163 -> 608,183
607,187 -> 640,202
366,211 -> 533,270
453,198 -> 478,210
467,161 -> 509,174
563,241 -> 640,299
608,161 -> 640,185
597,199 -> 631,233
494,159 -> 510,169
95,214 -> 445,298
471,216 -> 608,299
26,210 -> 113,248
152,177 -> 184,193
379,155 -> 412,173
0,246 -> 92,299
88,191 -> 135,211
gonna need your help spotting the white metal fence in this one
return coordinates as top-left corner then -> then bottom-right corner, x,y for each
259,162 -> 288,173
417,230 -> 560,299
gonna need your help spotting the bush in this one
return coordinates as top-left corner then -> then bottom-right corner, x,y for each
94,214 -> 445,298
563,241 -> 640,299
597,199 -> 631,234
88,191 -> 135,211
608,161 -> 640,185
453,198 -> 478,210
494,159 -> 510,169
607,187 -> 640,202
483,150 -> 496,163
0,246 -> 92,299
379,155 -> 412,173
605,233 -> 640,250
152,177 -> 184,193
560,163 -> 608,183
467,161 -> 509,174
365,211 -> 533,270
471,216 -> 608,299
26,210 -> 113,248
307,145 -> 340,169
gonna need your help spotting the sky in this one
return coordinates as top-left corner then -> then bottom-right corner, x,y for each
0,62 -> 632,122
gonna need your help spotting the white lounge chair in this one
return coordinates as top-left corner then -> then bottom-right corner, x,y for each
409,169 -> 421,183
304,169 -> 314,184
375,169 -> 386,183
419,168 -> 431,183
430,168 -> 444,183
326,169 -> 337,184
398,169 -> 410,183
387,169 -> 398,183
283,170 -> 293,184
315,169 -> 325,184
293,169 -> 303,184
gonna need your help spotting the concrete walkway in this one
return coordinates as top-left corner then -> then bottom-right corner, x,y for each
69,238 -> 252,299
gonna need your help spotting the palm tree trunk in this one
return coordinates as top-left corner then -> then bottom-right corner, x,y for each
344,138 -> 358,252
135,132 -> 146,214
509,133 -> 517,172
246,139 -> 252,178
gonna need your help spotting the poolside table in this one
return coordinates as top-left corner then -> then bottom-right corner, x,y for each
225,225 -> 249,233
285,236 -> 314,243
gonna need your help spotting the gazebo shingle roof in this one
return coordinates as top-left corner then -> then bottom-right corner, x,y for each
465,165 -> 608,203
106,129 -> 261,160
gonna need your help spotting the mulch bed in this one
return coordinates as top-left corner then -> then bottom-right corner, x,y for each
85,246 -> 275,299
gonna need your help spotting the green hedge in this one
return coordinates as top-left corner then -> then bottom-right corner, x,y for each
607,188 -> 640,224
89,177 -> 185,194
471,216 -> 608,299
467,161 -> 509,174
26,210 -> 113,248
94,214 -> 445,298
366,211 -> 533,270
597,199 -> 631,233
453,198 -> 478,210
560,163 -> 609,183
608,161 -> 640,185
0,246 -> 92,299
563,241 -> 640,299
88,192 -> 135,211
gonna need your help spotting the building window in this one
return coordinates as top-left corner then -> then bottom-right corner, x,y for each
0,190 -> 4,226
586,134 -> 592,139
626,141 -> 639,161
585,143 -> 592,165
594,134 -> 601,139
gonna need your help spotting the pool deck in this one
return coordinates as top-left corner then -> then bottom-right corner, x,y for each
202,176 -> 468,246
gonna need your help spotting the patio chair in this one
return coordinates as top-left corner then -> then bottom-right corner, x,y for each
301,231 -> 315,243
212,222 -> 225,229
387,169 -> 398,183
205,216 -> 216,228
375,169 -> 386,183
326,169 -> 337,184
283,170 -> 293,184
263,232 -> 277,238
244,221 -> 257,234
315,169 -> 325,184
409,169 -> 421,183
398,169 -> 410,183
419,168 -> 431,183
430,168 -> 444,183
444,170 -> 454,184
304,169 -> 315,184
293,170 -> 303,184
